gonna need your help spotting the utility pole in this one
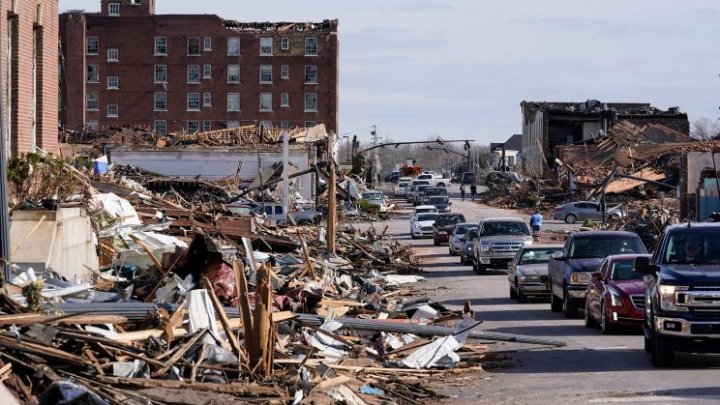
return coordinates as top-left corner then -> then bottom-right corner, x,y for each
327,132 -> 336,254
370,125 -> 378,187
282,130 -> 289,224
0,28 -> 9,286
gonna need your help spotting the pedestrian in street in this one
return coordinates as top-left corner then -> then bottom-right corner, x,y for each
460,184 -> 466,201
470,183 -> 477,201
530,209 -> 543,242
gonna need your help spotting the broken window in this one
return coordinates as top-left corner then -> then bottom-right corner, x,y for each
259,65 -> 272,83
260,37 -> 273,56
154,64 -> 167,83
259,93 -> 272,112
227,37 -> 240,55
87,37 -> 99,55
154,36 -> 167,55
304,93 -> 317,112
305,65 -> 318,84
227,64 -> 240,83
154,92 -> 167,111
87,64 -> 99,82
304,37 -> 317,55
86,92 -> 99,110
187,92 -> 200,110
227,93 -> 240,112
187,37 -> 201,55
107,104 -> 118,117
187,65 -> 200,83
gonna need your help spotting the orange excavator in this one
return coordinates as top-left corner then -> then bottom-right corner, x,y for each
399,164 -> 423,177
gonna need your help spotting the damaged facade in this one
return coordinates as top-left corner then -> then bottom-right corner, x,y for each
520,100 -> 689,178
59,0 -> 338,135
0,0 -> 59,156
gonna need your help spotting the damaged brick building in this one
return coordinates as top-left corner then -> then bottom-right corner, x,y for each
59,0 -> 338,136
520,100 -> 689,179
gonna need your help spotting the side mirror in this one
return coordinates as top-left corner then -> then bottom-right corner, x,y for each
634,256 -> 656,274
550,251 -> 566,261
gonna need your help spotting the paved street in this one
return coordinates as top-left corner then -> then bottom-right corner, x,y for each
367,185 -> 720,405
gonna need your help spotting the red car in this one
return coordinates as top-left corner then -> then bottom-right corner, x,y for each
584,254 -> 652,334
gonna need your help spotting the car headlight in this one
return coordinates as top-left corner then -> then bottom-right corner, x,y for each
413,223 -> 422,229
523,240 -> 533,247
480,241 -> 491,252
519,274 -> 538,282
658,284 -> 689,312
423,198 -> 430,203
436,231 -> 447,235
465,244 -> 473,252
569,272 -> 591,285
608,288 -> 623,307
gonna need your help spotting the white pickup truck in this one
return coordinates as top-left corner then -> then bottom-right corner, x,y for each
414,173 -> 451,188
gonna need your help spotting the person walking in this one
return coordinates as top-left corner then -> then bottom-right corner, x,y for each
530,210 -> 543,242
470,183 -> 477,201
460,184 -> 466,201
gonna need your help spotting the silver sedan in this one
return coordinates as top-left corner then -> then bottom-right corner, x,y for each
449,223 -> 476,256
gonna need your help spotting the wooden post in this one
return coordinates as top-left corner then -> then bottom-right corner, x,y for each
252,263 -> 274,376
327,132 -> 337,254
233,259 -> 254,370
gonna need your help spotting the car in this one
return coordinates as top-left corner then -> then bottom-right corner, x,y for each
421,187 -> 451,212
407,180 -> 430,203
552,201 -> 626,224
432,213 -> 466,246
548,231 -> 647,318
252,203 -> 322,225
394,179 -> 412,196
460,227 -> 479,265
412,185 -> 431,206
584,254 -> 651,334
508,246 -> 563,302
411,205 -> 439,219
449,222 -> 476,256
472,217 -> 533,274
410,212 -> 439,239
460,172 -> 476,185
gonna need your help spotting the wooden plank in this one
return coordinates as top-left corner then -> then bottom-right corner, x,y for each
153,328 -> 208,376
233,259 -> 254,370
0,314 -> 128,326
0,336 -> 88,367
95,376 -> 285,396
202,277 -> 244,361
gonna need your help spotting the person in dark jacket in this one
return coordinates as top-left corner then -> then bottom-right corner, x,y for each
470,184 -> 477,201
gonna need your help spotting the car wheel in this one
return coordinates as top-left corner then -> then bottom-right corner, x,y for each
509,284 -> 517,300
411,233 -> 417,239
434,238 -> 440,246
651,335 -> 675,367
584,299 -> 597,328
563,288 -> 579,318
565,214 -> 577,224
600,301 -> 615,335
437,183 -> 445,187
517,283 -> 527,303
550,292 -> 563,312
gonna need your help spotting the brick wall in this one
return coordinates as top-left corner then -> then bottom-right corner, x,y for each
60,6 -> 339,135
0,0 -> 59,156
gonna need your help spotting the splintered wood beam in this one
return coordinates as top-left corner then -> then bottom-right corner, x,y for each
233,259 -> 254,371
202,277 -> 245,363
94,376 -> 286,396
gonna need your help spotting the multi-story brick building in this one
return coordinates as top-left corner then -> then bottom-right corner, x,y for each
1,0 -> 59,156
59,0 -> 338,136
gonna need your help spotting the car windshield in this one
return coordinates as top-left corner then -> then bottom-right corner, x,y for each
398,182 -> 409,187
479,221 -> 530,236
568,236 -> 646,259
417,186 -> 429,192
437,215 -> 466,225
417,213 -> 438,222
610,260 -> 644,280
663,230 -> 720,264
363,192 -> 383,199
425,188 -> 448,196
455,224 -> 473,235
519,248 -> 561,265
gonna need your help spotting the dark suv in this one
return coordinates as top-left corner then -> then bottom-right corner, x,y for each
433,213 -> 466,246
635,223 -> 720,366
548,231 -> 647,318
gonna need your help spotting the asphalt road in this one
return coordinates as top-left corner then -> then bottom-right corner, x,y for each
369,184 -> 720,405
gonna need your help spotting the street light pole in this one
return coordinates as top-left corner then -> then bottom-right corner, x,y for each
0,36 -> 10,286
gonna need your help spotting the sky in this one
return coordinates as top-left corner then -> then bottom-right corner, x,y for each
59,0 -> 720,145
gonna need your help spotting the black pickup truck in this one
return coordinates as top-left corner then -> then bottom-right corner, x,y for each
635,223 -> 720,366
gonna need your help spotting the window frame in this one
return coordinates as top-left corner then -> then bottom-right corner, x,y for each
154,120 -> 167,136
87,120 -> 99,131
304,37 -> 318,56
107,48 -> 119,62
203,36 -> 212,51
187,64 -> 201,83
280,64 -> 289,80
154,92 -> 168,111
227,121 -> 240,128
203,120 -> 212,132
87,37 -> 99,55
107,75 -> 119,90
260,37 -> 273,56
280,92 -> 289,107
187,121 -> 200,134
87,64 -> 100,83
86,92 -> 99,111
280,37 -> 289,50
108,2 -> 120,16
304,93 -> 318,112
203,91 -> 212,107
227,37 -> 241,56
259,65 -> 272,84
304,65 -> 318,84
187,92 -> 200,111
259,93 -> 272,112
154,36 -> 168,56
106,104 -> 119,118
154,64 -> 168,83
227,93 -> 241,112
187,37 -> 201,56
227,64 -> 240,83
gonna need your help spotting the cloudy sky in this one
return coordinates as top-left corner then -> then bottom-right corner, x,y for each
60,0 -> 720,145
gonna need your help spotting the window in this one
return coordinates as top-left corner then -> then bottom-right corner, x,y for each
305,65 -> 318,84
203,64 -> 212,79
187,121 -> 200,133
154,120 -> 167,136
87,37 -> 99,55
227,121 -> 240,128
155,37 -> 167,55
305,37 -> 318,55
86,92 -> 99,110
260,121 -> 273,130
203,120 -> 212,132
227,64 -> 240,83
260,37 -> 273,55
108,3 -> 120,16
87,64 -> 99,83
281,92 -> 289,107
107,76 -> 119,89
107,104 -> 119,117
281,120 -> 289,129
259,93 -> 272,112
203,36 -> 212,51
304,93 -> 318,112
187,65 -> 200,83
227,93 -> 240,112
87,120 -> 99,131
154,65 -> 167,83
187,92 -> 200,110
259,65 -> 272,83
281,37 -> 289,50
227,37 -> 240,55
203,92 -> 212,107
305,121 -> 317,128
281,64 -> 289,79
154,92 -> 167,111
107,48 -> 119,62
187,37 -> 200,55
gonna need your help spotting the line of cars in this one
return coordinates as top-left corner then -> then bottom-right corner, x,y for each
394,174 -> 452,211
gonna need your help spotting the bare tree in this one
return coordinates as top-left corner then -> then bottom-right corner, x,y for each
691,117 -> 720,141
